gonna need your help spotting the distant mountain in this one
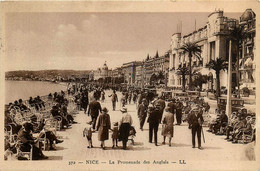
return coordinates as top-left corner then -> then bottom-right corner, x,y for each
5,70 -> 91,80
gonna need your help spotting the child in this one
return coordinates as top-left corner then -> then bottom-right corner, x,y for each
111,122 -> 119,149
83,121 -> 94,148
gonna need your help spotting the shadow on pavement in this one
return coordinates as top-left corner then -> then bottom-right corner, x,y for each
172,143 -> 191,147
47,156 -> 63,160
202,146 -> 222,150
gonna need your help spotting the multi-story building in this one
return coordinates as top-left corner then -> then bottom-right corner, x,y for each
168,10 -> 238,90
143,52 -> 170,86
135,62 -> 144,88
238,9 -> 256,91
93,62 -> 109,80
121,61 -> 142,86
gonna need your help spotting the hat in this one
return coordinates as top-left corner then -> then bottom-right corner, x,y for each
102,107 -> 109,113
120,107 -> 127,113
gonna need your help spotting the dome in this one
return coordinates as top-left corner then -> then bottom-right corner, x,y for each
240,9 -> 255,22
102,62 -> 108,70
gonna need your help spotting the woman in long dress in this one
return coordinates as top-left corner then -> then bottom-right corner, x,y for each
96,107 -> 111,150
118,107 -> 133,150
161,107 -> 174,146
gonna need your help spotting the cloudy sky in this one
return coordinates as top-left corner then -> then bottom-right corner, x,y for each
5,12 -> 241,71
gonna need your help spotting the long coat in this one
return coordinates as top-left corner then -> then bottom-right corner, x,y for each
96,113 -> 111,141
161,112 -> 174,137
138,103 -> 147,119
88,100 -> 102,118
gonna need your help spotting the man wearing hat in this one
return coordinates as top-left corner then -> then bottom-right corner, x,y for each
147,104 -> 161,146
108,90 -> 118,111
88,98 -> 102,129
187,105 -> 204,149
17,122 -> 48,160
119,107 -> 133,150
175,100 -> 183,125
96,107 -> 111,150
153,96 -> 166,123
138,99 -> 148,131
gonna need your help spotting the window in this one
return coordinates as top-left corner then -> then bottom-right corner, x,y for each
210,41 -> 216,60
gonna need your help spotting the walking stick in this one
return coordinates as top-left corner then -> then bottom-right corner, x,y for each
201,126 -> 205,143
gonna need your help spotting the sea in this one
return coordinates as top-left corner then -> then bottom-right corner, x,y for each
5,80 -> 68,104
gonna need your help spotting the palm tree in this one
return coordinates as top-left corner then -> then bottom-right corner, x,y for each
176,66 -> 189,92
206,58 -> 228,98
180,42 -> 202,90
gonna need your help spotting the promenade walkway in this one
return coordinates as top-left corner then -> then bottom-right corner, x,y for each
43,90 -> 251,161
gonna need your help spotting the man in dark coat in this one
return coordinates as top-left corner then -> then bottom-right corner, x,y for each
153,96 -> 166,123
176,100 -> 183,125
187,106 -> 204,149
17,122 -> 48,160
138,99 -> 148,131
109,90 -> 118,111
81,94 -> 89,114
167,98 -> 176,114
147,104 -> 161,146
88,99 -> 102,129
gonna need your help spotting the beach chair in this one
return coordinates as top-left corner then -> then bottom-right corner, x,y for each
15,140 -> 33,160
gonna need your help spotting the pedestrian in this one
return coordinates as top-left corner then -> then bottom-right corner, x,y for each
119,107 -> 133,150
83,121 -> 94,148
154,96 -> 166,123
187,105 -> 204,149
132,91 -> 137,104
87,98 -> 102,130
101,90 -> 105,102
108,90 -> 118,111
176,99 -> 183,125
81,94 -> 89,114
147,104 -> 160,146
138,99 -> 148,131
128,91 -> 132,104
161,107 -> 174,146
111,122 -> 119,148
96,107 -> 111,150
121,93 -> 126,107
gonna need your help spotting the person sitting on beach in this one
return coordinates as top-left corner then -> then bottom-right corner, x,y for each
36,96 -> 45,110
51,104 -> 70,129
17,122 -> 48,160
18,99 -> 28,111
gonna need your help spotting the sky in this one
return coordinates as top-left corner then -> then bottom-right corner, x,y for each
4,12 -> 241,71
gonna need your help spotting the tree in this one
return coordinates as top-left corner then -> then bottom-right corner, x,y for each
192,73 -> 208,91
176,66 -> 189,92
180,42 -> 202,90
206,58 -> 228,98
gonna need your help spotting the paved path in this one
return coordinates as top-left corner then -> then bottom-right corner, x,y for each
43,90 -> 250,161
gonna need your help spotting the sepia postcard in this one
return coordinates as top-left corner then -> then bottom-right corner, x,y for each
0,1 -> 260,170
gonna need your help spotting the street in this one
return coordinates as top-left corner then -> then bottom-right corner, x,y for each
44,90 -> 250,161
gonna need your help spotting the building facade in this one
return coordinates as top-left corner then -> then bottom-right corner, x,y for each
143,52 -> 170,86
238,9 -> 256,91
93,62 -> 109,80
121,61 -> 143,86
168,10 -> 238,91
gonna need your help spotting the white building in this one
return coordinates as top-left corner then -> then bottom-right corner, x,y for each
168,10 -> 238,91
